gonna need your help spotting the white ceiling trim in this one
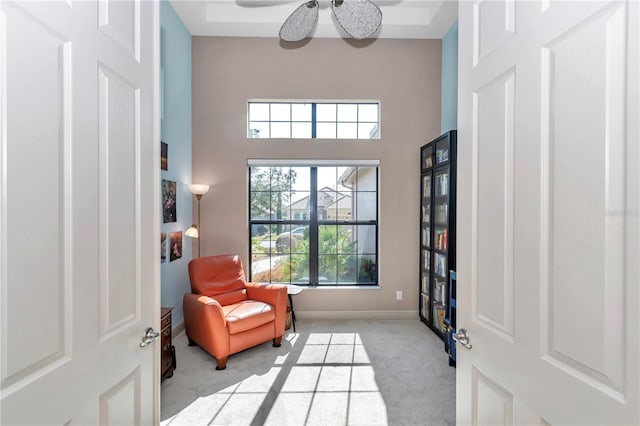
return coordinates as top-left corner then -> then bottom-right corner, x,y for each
170,0 -> 458,39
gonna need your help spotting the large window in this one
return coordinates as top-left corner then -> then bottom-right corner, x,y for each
249,162 -> 378,286
248,102 -> 380,139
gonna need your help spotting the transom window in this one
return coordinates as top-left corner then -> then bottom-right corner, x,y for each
248,101 -> 380,139
249,161 -> 378,286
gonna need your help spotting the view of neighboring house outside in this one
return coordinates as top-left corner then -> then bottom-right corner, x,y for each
285,186 -> 353,221
249,164 -> 378,286
340,167 -> 377,258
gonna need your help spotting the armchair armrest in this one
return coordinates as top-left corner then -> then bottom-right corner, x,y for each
183,293 -> 229,359
245,283 -> 287,336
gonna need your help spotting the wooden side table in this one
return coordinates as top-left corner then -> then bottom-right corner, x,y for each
161,307 -> 176,379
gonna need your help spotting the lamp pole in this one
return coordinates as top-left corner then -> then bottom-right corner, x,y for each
195,193 -> 203,257
187,184 -> 210,259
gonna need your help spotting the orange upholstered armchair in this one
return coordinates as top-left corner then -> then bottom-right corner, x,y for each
183,254 -> 287,370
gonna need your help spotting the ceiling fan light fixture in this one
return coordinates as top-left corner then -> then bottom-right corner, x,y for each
279,0 -> 319,42
332,0 -> 383,40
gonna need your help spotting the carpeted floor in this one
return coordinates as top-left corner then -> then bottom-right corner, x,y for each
161,319 -> 455,426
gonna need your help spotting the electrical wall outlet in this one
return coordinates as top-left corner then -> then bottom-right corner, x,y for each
396,290 -> 403,301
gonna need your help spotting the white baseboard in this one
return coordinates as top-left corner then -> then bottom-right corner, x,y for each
296,310 -> 418,321
172,320 -> 185,336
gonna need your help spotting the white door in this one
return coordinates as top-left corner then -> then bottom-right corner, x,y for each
457,0 -> 639,424
0,1 -> 159,424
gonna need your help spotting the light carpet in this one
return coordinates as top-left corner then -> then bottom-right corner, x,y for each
161,319 -> 455,426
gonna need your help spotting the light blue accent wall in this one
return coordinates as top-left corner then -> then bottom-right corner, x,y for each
441,21 -> 458,133
160,0 -> 192,326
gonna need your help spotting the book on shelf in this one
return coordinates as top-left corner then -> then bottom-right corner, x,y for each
436,148 -> 449,163
435,228 -> 448,251
437,174 -> 448,196
435,204 -> 448,223
435,254 -> 447,276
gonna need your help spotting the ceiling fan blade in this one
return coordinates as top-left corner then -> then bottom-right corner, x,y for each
279,0 -> 319,42
332,0 -> 382,40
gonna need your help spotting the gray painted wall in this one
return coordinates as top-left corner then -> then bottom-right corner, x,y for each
160,0 -> 192,326
192,37 -> 442,314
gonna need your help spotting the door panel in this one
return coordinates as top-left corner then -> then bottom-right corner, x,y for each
542,1 -> 627,394
98,65 -> 140,340
458,0 -> 639,424
98,0 -> 140,61
0,1 -> 158,424
474,69 -> 515,340
473,0 -> 516,66
2,1 -> 72,389
99,367 -> 141,426
472,368 -> 513,426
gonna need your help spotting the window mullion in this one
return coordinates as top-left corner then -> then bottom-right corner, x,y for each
309,167 -> 319,285
311,103 -> 317,139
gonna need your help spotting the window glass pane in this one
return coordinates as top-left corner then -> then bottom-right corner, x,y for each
271,255 -> 291,283
355,225 -> 376,255
249,103 -> 270,121
290,191 -> 310,220
271,192 -> 290,220
337,225 -> 356,254
316,122 -> 336,139
291,252 -> 310,283
251,225 -> 273,256
356,192 -> 376,221
292,122 -> 312,138
317,167 -> 338,191
291,167 -> 311,191
250,192 -> 271,220
276,231 -> 297,254
252,243 -> 281,283
292,103 -> 312,121
318,188 -> 338,221
319,225 -> 339,254
335,191 -> 353,220
337,104 -> 358,122
357,256 -> 377,283
270,167 -> 293,192
338,255 -> 357,284
318,255 -> 337,283
249,122 -> 269,138
250,167 -> 271,191
337,123 -> 358,139
270,103 -> 291,121
356,167 -> 377,191
316,103 -> 337,121
358,122 -> 378,139
271,122 -> 291,138
337,167 -> 355,194
358,104 -> 379,122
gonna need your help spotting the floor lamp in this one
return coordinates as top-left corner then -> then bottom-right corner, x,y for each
185,184 -> 209,258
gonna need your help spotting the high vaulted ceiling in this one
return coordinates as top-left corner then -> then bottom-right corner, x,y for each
171,0 -> 458,39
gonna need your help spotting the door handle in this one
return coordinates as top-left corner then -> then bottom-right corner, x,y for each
452,328 -> 472,349
139,327 -> 160,348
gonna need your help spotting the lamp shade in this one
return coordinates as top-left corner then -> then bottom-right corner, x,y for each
185,225 -> 199,239
188,184 -> 209,195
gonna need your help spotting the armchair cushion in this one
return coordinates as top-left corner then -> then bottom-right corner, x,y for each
189,255 -> 247,304
222,300 -> 275,334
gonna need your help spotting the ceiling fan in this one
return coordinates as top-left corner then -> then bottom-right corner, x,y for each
279,0 -> 383,42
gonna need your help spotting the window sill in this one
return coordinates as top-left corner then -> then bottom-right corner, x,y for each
302,285 -> 381,290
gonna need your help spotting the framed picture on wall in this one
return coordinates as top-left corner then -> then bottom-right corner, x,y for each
162,180 -> 177,223
161,141 -> 168,171
161,233 -> 167,263
170,231 -> 182,262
